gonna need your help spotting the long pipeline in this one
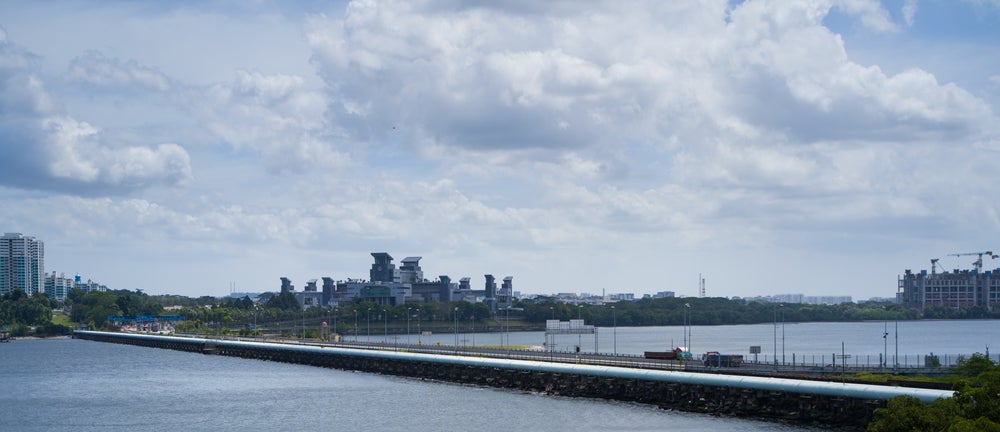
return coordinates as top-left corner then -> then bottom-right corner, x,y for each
75,331 -> 953,403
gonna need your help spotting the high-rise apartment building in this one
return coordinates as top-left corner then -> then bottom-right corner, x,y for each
1,233 -> 45,296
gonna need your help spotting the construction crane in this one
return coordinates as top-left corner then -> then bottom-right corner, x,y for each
947,251 -> 996,273
930,258 -> 941,275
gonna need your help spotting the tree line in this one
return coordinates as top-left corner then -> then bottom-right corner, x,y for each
4,288 -> 1000,337
519,296 -> 931,327
0,290 -> 67,336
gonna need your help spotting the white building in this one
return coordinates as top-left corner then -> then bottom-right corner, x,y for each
44,272 -> 74,301
1,233 -> 45,296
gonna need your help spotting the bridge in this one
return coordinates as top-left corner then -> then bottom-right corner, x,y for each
73,331 -> 952,429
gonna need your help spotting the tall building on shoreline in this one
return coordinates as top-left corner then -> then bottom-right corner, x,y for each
1,232 -> 45,296
899,268 -> 1000,311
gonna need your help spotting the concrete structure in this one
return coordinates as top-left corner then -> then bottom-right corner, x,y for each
411,276 -> 454,303
0,233 -> 45,296
280,277 -> 294,293
500,277 -> 513,307
289,252 -> 509,310
321,277 -> 335,306
76,331 -> 955,429
899,268 -> 1000,311
398,257 -> 423,283
370,252 -> 397,283
335,280 -> 411,306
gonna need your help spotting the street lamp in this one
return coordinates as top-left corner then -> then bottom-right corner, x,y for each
781,304 -> 785,365
453,307 -> 459,351
612,305 -> 617,356
253,303 -> 260,340
383,308 -> 388,344
353,310 -> 358,343
773,304 -> 777,365
685,303 -> 691,355
883,318 -> 888,368
406,307 -> 411,345
367,307 -> 372,343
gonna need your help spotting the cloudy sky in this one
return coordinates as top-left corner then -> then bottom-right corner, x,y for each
1,0 -> 998,300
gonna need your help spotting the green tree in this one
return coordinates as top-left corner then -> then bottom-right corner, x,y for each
265,291 -> 300,311
869,354 -> 1000,431
868,396 -> 957,432
70,291 -> 121,329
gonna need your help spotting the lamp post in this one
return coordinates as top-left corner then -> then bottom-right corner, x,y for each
453,307 -> 459,351
353,310 -> 358,342
780,304 -> 785,365
383,308 -> 388,345
883,316 -> 888,368
772,304 -> 777,365
417,309 -> 422,345
612,305 -> 617,356
253,304 -> 259,340
549,306 -> 556,351
504,306 -> 509,347
577,304 -> 583,353
894,316 -> 898,370
685,303 -> 691,355
406,307 -> 411,345
367,307 -> 372,343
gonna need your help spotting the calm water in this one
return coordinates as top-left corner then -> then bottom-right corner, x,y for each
2,338 -> 812,432
361,319 -> 1000,366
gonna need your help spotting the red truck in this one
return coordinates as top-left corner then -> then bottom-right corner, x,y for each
644,347 -> 691,360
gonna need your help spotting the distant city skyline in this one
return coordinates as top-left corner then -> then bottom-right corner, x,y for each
1,1 -> 998,299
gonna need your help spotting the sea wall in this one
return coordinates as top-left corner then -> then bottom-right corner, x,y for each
74,331 -> 953,429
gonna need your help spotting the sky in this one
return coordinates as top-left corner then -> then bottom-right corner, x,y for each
1,0 -> 998,300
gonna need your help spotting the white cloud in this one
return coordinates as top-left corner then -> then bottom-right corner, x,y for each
832,0 -> 900,33
184,69 -> 345,172
1,0 -> 998,299
68,50 -> 170,91
43,116 -> 192,188
0,33 -> 192,194
902,0 -> 919,26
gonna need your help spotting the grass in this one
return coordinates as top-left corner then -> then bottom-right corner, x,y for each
853,371 -> 952,385
51,311 -> 73,327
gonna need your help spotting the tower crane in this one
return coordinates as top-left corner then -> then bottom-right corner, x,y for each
947,251 -> 996,273
930,258 -> 941,275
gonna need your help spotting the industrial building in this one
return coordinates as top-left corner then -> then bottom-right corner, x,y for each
283,252 -> 512,310
899,251 -> 1000,311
